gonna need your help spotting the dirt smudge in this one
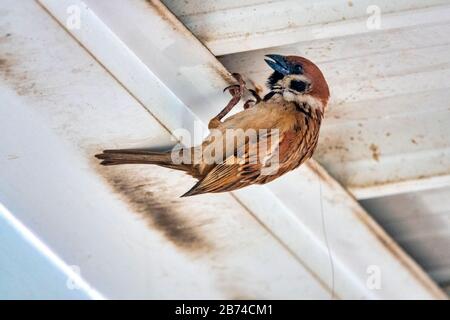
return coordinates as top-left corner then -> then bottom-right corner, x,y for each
0,36 -> 40,97
369,143 -> 380,161
144,0 -> 192,36
94,159 -> 214,254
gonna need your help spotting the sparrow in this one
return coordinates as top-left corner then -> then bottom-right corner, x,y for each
96,54 -> 330,197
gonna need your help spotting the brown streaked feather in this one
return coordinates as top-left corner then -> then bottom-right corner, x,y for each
181,127 -> 297,196
182,160 -> 242,197
95,149 -> 173,165
95,149 -> 197,176
97,71 -> 326,197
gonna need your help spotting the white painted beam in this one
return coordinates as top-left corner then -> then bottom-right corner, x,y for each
35,0 -> 446,299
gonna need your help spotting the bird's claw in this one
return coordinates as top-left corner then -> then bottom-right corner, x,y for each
210,73 -> 261,129
223,74 -> 262,106
223,73 -> 246,97
243,99 -> 256,109
248,89 -> 262,103
223,84 -> 241,96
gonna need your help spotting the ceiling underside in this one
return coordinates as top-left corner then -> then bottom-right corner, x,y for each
361,187 -> 450,295
0,0 -> 448,298
163,0 -> 450,198
162,0 -> 450,295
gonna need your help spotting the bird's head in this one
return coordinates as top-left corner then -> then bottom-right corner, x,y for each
265,54 -> 330,110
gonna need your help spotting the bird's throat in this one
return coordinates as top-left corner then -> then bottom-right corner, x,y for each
264,90 -> 325,117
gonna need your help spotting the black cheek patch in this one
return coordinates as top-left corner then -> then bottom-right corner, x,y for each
290,80 -> 308,92
267,71 -> 284,89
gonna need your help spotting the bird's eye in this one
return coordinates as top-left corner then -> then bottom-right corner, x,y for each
290,80 -> 309,92
292,65 -> 303,74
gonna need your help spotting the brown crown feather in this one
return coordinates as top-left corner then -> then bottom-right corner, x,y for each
285,56 -> 330,106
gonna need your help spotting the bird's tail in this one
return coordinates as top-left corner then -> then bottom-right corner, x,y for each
95,149 -> 180,168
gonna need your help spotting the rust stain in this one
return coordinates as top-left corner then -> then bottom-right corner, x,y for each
94,158 -> 214,254
369,143 -> 380,162
0,33 -> 41,97
0,56 -> 39,97
144,0 -> 178,30
0,56 -> 14,75
144,0 -> 193,36
349,171 -> 450,191
0,56 -> 24,94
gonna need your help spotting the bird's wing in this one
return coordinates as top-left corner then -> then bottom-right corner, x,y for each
182,129 -> 298,196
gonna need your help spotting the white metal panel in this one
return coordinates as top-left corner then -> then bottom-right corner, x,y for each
162,0 -> 450,55
361,186 -> 450,294
35,0 -> 446,298
163,0 -> 450,199
0,210 -> 92,299
0,0 -> 330,299
167,0 -> 450,298
219,21 -> 450,199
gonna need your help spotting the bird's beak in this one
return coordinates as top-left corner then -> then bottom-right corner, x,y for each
264,54 -> 290,75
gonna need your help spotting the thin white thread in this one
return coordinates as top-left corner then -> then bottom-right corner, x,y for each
319,178 -> 335,299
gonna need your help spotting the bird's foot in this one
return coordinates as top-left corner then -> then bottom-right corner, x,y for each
223,75 -> 262,109
223,73 -> 246,97
243,89 -> 262,109
209,74 -> 261,129
243,99 -> 256,109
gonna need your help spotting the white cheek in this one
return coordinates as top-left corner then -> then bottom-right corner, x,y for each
282,91 -> 296,102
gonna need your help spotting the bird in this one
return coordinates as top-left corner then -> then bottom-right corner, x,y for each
95,54 -> 330,197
